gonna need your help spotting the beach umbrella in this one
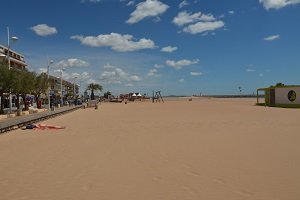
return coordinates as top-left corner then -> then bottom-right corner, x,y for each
132,93 -> 136,97
137,93 -> 142,97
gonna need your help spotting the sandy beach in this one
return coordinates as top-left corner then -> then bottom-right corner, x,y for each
0,98 -> 300,200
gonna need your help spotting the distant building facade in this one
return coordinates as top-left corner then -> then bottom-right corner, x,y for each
0,44 -> 27,70
48,75 -> 79,105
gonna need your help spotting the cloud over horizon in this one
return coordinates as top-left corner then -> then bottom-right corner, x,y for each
71,33 -> 156,52
100,64 -> 141,84
55,58 -> 90,68
166,59 -> 199,69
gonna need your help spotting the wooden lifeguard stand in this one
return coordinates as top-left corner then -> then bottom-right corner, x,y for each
152,91 -> 164,103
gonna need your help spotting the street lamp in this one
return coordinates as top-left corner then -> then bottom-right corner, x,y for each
60,67 -> 65,107
73,76 -> 77,102
6,27 -> 18,114
47,58 -> 54,110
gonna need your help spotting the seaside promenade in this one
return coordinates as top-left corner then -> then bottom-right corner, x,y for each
0,98 -> 299,200
0,105 -> 81,133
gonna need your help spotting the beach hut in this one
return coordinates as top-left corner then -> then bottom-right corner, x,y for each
257,85 -> 300,108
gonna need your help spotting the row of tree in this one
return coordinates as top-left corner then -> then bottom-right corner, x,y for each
1,62 -> 106,114
0,63 -> 49,114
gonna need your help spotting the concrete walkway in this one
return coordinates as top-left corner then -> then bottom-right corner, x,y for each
0,106 -> 82,133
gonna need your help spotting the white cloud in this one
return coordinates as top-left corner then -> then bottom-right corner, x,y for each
161,46 -> 178,53
199,14 -> 216,21
54,70 -> 90,83
173,11 -> 215,27
153,17 -> 161,23
55,58 -> 89,68
173,11 -> 200,26
71,72 -> 81,78
62,72 -> 81,82
38,68 -> 47,74
127,1 -> 135,6
259,73 -> 264,77
246,69 -> 256,72
228,10 -> 235,14
71,33 -> 156,52
190,71 -> 202,76
259,0 -> 300,9
103,63 -> 115,69
179,0 -> 189,8
100,65 -> 141,84
166,59 -> 199,69
173,11 -> 224,35
30,24 -> 57,36
147,68 -> 158,76
179,78 -> 185,82
130,75 -> 142,81
87,78 -> 100,85
81,72 -> 92,80
264,34 -> 280,41
154,64 -> 164,68
100,71 -> 122,84
126,0 -> 169,24
126,83 -> 134,87
120,0 -> 135,6
183,21 -> 224,34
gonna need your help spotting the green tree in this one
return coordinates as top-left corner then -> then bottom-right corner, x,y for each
103,91 -> 112,99
9,68 -> 23,110
86,83 -> 103,100
32,72 -> 48,109
269,82 -> 285,88
18,70 -> 36,111
275,82 -> 285,87
0,64 -> 10,114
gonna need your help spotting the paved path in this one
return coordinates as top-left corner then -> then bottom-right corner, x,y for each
0,106 -> 82,133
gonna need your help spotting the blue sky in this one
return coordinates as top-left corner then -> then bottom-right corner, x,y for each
1,0 -> 300,96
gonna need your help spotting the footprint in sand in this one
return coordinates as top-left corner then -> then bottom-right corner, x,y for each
213,178 -> 254,197
151,176 -> 162,182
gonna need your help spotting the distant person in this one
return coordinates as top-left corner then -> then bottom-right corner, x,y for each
23,124 -> 66,130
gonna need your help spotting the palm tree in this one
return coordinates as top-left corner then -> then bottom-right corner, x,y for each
86,83 -> 103,100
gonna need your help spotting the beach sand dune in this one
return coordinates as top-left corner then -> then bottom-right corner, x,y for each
0,98 -> 300,200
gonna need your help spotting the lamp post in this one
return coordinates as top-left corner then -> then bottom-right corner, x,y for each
60,67 -> 65,107
73,76 -> 77,102
6,27 -> 18,114
47,58 -> 54,110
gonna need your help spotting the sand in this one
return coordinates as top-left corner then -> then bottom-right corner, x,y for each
0,98 -> 299,200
